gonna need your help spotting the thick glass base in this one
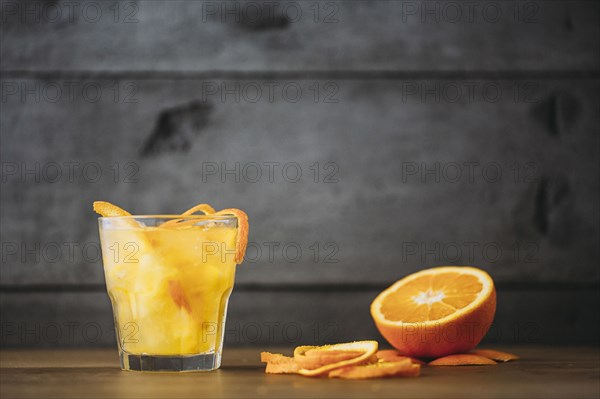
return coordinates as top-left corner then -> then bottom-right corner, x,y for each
119,351 -> 221,372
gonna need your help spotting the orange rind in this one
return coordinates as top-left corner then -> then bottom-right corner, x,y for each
260,352 -> 300,374
93,201 -> 132,217
160,203 -> 216,228
181,203 -> 216,215
295,350 -> 364,370
294,341 -> 378,377
329,359 -> 420,379
261,341 -> 379,378
376,349 -> 425,365
429,354 -> 497,366
470,349 -> 520,362
214,208 -> 249,264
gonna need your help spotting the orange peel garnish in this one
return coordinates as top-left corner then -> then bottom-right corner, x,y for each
160,203 -> 216,228
376,349 -> 425,365
181,203 -> 216,215
294,341 -> 378,377
328,359 -> 420,379
93,201 -> 132,217
214,208 -> 249,264
470,349 -> 520,362
429,354 -> 497,366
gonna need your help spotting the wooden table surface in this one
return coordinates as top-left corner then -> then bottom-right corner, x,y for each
1,347 -> 598,399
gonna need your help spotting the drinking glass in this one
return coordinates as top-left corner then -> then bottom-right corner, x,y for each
98,215 -> 238,371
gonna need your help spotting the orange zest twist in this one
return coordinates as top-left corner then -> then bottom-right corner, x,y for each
329,359 -> 420,379
160,203 -> 216,228
214,208 -> 249,264
93,201 -> 132,217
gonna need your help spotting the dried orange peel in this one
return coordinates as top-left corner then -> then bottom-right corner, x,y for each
429,354 -> 497,366
294,341 -> 378,376
470,349 -> 519,362
376,349 -> 425,365
297,349 -> 364,369
261,341 -> 423,380
260,352 -> 300,374
329,358 -> 420,379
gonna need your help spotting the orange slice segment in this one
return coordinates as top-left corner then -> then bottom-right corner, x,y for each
214,208 -> 248,264
429,354 -> 497,366
295,341 -> 378,377
371,266 -> 496,358
329,359 -> 420,379
470,349 -> 519,362
93,201 -> 132,217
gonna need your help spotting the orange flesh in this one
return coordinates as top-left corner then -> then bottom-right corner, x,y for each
380,272 -> 483,322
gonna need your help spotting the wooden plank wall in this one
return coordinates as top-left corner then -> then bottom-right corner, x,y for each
1,0 -> 599,347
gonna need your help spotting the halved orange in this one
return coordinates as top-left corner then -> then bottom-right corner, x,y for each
371,266 -> 496,358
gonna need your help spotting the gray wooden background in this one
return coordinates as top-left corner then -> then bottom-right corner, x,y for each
1,0 -> 599,347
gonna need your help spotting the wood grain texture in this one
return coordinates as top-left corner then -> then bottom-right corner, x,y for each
1,1 -> 598,72
1,347 -> 598,399
1,79 -> 598,286
1,288 -> 598,346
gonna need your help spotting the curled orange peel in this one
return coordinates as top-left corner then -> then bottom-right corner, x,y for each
294,341 -> 379,377
328,359 -> 420,379
294,350 -> 363,370
160,203 -> 216,228
429,354 -> 497,366
261,341 -> 424,379
470,349 -> 520,362
260,352 -> 299,374
93,201 -> 132,217
181,203 -> 216,215
214,208 -> 249,264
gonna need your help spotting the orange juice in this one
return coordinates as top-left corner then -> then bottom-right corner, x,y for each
98,216 -> 239,371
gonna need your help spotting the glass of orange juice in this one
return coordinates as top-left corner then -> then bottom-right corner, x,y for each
98,213 -> 244,372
